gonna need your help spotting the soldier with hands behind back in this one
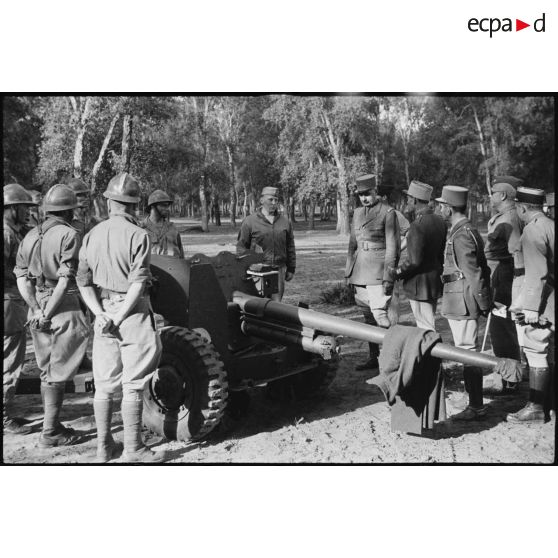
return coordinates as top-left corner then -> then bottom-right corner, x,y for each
15,184 -> 89,447
77,173 -> 166,463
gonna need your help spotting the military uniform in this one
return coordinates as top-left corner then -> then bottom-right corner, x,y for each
437,186 -> 491,419
507,188 -> 554,423
141,216 -> 185,258
77,172 -> 165,462
4,218 -> 30,410
237,206 -> 296,301
15,216 -> 90,383
394,181 -> 446,331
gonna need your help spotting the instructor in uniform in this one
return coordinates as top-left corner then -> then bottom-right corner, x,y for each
3,184 -> 38,434
237,186 -> 296,301
77,173 -> 166,463
437,186 -> 491,420
15,184 -> 89,447
346,175 -> 400,371
508,187 -> 554,423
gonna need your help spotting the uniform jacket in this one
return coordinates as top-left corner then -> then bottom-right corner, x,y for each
77,211 -> 152,293
484,205 -> 522,262
141,216 -> 185,258
517,212 -> 554,324
441,218 -> 491,320
4,218 -> 26,297
14,216 -> 80,287
398,207 -> 447,302
345,201 -> 400,286
237,210 -> 296,272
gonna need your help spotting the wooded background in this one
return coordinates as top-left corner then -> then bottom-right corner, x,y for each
3,95 -> 554,233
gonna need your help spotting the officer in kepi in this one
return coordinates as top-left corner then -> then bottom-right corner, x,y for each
3,184 -> 38,434
141,189 -> 185,258
77,173 -> 166,463
15,184 -> 90,447
236,186 -> 296,301
390,180 -> 446,331
436,185 -> 491,420
508,187 -> 554,423
346,174 -> 400,371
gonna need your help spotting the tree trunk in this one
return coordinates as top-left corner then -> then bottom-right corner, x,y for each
226,145 -> 237,227
70,96 -> 93,179
91,112 -> 119,197
308,198 -> 316,230
471,104 -> 491,196
200,173 -> 210,232
402,139 -> 410,186
121,114 -> 133,173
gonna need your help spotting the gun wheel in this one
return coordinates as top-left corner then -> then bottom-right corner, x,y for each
143,326 -> 228,442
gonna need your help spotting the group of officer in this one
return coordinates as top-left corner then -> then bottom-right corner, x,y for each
346,174 -> 554,423
2,170 -> 555,463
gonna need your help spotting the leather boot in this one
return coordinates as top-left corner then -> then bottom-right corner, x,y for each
121,400 -> 167,463
507,367 -> 549,423
93,399 -> 121,463
453,367 -> 487,421
3,398 -> 32,435
39,383 -> 80,447
356,343 -> 380,372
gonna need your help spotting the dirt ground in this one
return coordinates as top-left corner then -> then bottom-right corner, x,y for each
3,218 -> 555,464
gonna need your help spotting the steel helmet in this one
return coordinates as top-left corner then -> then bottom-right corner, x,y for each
103,172 -> 141,203
4,183 -> 37,206
67,178 -> 90,195
147,189 -> 172,207
43,184 -> 78,212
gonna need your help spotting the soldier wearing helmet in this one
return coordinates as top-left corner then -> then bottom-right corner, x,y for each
3,184 -> 38,434
24,190 -> 44,231
77,173 -> 166,463
67,177 -> 102,239
14,184 -> 90,447
140,189 -> 184,258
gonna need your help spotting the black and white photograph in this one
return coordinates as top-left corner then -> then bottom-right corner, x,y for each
3,94 -> 555,464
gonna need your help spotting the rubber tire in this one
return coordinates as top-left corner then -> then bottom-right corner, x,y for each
143,327 -> 228,442
266,358 -> 338,402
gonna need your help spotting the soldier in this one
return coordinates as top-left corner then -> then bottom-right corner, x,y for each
345,175 -> 400,371
436,186 -> 491,420
3,184 -> 38,434
236,186 -> 296,302
507,187 -> 554,423
15,184 -> 89,447
77,173 -> 166,463
482,176 -> 523,395
390,180 -> 446,331
25,190 -> 43,230
67,177 -> 102,238
141,189 -> 185,258
545,192 -> 555,220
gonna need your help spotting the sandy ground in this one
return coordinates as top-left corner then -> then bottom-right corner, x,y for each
3,218 -> 555,464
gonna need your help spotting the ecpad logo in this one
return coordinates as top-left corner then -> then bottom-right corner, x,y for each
468,13 -> 546,37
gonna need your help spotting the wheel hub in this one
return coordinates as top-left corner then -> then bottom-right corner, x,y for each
150,364 -> 189,412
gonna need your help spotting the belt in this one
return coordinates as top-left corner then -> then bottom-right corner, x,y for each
487,257 -> 513,264
358,240 -> 385,251
442,271 -> 464,283
100,288 -> 127,301
514,268 -> 525,277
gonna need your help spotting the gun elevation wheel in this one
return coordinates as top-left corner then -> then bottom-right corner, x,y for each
143,327 -> 228,441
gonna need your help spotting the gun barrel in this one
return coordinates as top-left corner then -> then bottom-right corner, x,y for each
233,291 -> 502,370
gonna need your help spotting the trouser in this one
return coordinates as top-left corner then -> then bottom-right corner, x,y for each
488,259 -> 520,360
3,297 -> 28,407
354,285 -> 392,328
30,292 -> 89,383
448,318 -> 483,408
409,299 -> 437,331
92,296 -> 162,402
519,325 -> 554,369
